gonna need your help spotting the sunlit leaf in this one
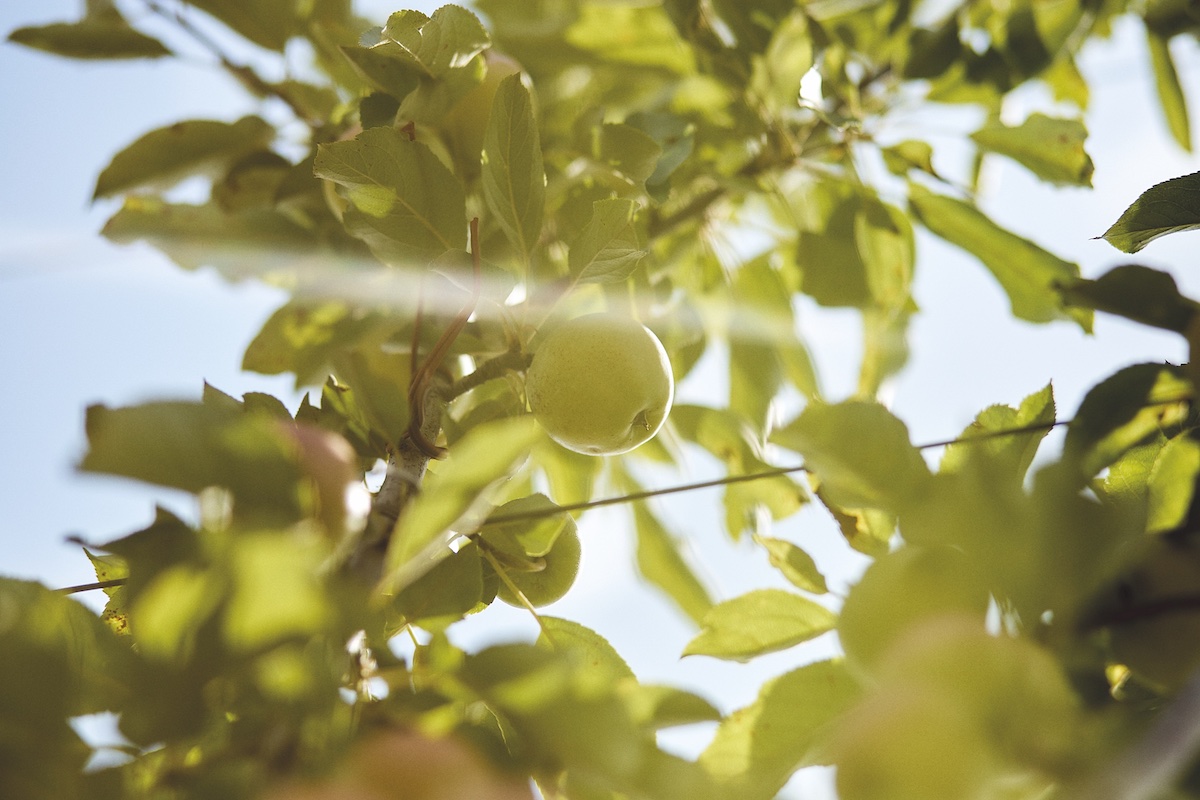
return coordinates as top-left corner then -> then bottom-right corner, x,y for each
243,301 -> 387,387
482,75 -> 545,263
93,116 -> 274,199
1146,435 -> 1200,534
129,563 -> 222,662
537,616 -> 636,680
815,488 -> 895,557
970,113 -> 1094,186
880,140 -> 937,177
84,548 -> 129,636
1064,362 -> 1193,478
315,126 -> 467,265
564,4 -> 694,73
330,344 -> 411,447
683,589 -> 836,661
700,660 -> 860,798
940,383 -> 1056,483
749,12 -> 812,112
223,530 -> 332,651
772,400 -> 931,513
340,43 -> 424,99
909,184 -> 1091,329
623,684 -> 722,730
631,495 -> 714,626
570,199 -> 645,284
596,123 -> 663,185
1060,264 -> 1199,333
758,537 -> 827,594
381,6 -> 491,78
1100,171 -> 1200,253
382,416 -> 541,593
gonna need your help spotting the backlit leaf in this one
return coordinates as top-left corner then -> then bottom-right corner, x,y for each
772,401 -> 931,513
682,589 -> 836,661
1100,171 -> 1200,253
223,531 -> 332,651
382,416 -> 541,593
8,17 -> 169,60
570,199 -> 645,284
482,75 -> 545,263
910,184 -> 1091,329
315,126 -> 467,265
631,495 -> 714,626
759,537 -> 828,594
1145,435 -> 1200,534
93,116 -> 275,199
970,113 -> 1094,186
700,660 -> 860,798
1059,264 -> 1199,333
243,301 -> 386,387
623,684 -> 722,730
940,383 -> 1056,483
381,6 -> 491,78
185,0 -> 299,51
537,616 -> 636,680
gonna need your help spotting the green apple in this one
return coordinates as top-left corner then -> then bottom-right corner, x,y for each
525,313 -> 674,456
496,522 -> 581,608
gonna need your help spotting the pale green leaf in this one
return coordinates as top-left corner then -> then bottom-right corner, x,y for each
315,126 -> 466,264
1100,171 -> 1200,253
723,473 -> 807,540
622,684 -> 722,730
130,564 -> 222,662
537,616 -> 636,681
909,184 -> 1091,330
185,0 -> 299,51
759,537 -> 827,594
330,345 -> 411,447
771,400 -> 931,512
1146,435 -> 1200,534
243,301 -> 386,388
940,383 -> 1056,482
223,531 -> 332,651
700,660 -> 860,798
729,259 -> 790,429
382,6 -> 490,78
855,198 -> 915,309
1147,29 -> 1192,152
569,199 -> 645,283
93,116 -> 274,199
970,113 -> 1094,186
393,540 -> 486,625
564,4 -> 694,73
382,416 -> 541,591
632,498 -> 714,626
749,12 -> 812,112
482,75 -> 545,262
880,140 -> 937,177
683,589 -> 836,661
596,123 -> 663,184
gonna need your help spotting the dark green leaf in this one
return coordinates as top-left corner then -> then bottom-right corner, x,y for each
482,75 -> 545,262
682,589 -> 836,661
700,660 -> 860,798
93,116 -> 275,199
970,113 -> 1094,186
1059,264 -> 1199,333
910,184 -> 1091,329
1100,171 -> 1200,253
315,127 -> 467,265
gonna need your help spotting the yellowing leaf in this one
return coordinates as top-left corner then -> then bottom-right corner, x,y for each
683,589 -> 835,661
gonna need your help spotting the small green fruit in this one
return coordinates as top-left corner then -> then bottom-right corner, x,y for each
497,522 -> 581,608
526,313 -> 674,456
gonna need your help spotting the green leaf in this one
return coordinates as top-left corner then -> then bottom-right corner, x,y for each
184,0 -> 299,51
537,616 -> 636,680
381,6 -> 491,78
622,684 -> 722,730
1059,264 -> 1199,333
794,187 -> 872,308
382,416 -> 541,592
772,401 -> 931,512
682,589 -> 836,661
339,43 -> 424,99
631,496 -> 714,626
80,401 -> 303,513
1147,29 -> 1192,152
759,537 -> 827,594
569,199 -> 646,284
729,259 -> 790,429
723,472 -> 807,540
1100,171 -> 1200,253
315,126 -> 467,265
330,344 -> 411,447
595,123 -> 664,185
564,3 -> 694,73
394,540 -> 486,625
970,113 -> 1094,186
1064,362 -> 1193,478
223,531 -> 332,651
481,494 -> 571,560
101,198 -> 318,279
856,197 -> 915,310
8,17 -> 169,60
482,75 -> 545,263
1146,435 -> 1200,534
749,11 -> 812,112
880,140 -> 937,177
93,116 -> 275,199
940,383 -> 1056,483
128,563 -> 223,662
909,184 -> 1091,329
84,548 -> 129,636
814,490 -> 895,557
700,660 -> 860,798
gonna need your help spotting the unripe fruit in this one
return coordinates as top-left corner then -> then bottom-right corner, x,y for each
496,522 -> 581,608
525,313 -> 674,456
